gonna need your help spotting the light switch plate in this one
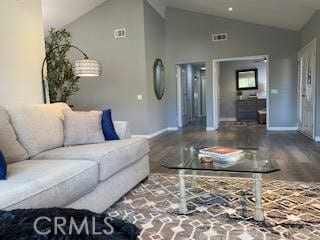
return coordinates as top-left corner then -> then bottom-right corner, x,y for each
271,89 -> 278,94
137,95 -> 143,100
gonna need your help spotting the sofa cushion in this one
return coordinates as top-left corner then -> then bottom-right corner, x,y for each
113,121 -> 131,139
0,106 -> 29,163
63,110 -> 105,146
6,103 -> 71,157
33,138 -> 149,182
0,160 -> 98,210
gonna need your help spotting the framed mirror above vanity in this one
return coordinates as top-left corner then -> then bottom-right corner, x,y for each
236,68 -> 258,90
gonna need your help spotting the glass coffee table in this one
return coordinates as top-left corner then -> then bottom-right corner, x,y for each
161,146 -> 280,221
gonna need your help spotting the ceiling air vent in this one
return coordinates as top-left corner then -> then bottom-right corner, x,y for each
212,33 -> 227,42
114,28 -> 126,38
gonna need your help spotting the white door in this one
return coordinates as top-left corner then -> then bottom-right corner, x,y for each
212,61 -> 220,130
298,40 -> 316,138
193,74 -> 200,118
176,65 -> 183,128
177,65 -> 189,127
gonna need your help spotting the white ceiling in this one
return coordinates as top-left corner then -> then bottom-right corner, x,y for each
161,0 -> 320,31
41,0 -> 320,33
42,0 -> 106,34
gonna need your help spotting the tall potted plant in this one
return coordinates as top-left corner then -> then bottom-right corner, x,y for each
45,28 -> 80,103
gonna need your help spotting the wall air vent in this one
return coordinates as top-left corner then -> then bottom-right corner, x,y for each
212,33 -> 227,42
114,28 -> 126,38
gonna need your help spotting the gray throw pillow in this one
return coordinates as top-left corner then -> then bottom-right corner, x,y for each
63,110 -> 105,146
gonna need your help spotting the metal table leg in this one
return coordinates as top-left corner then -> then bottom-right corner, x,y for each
191,170 -> 197,189
178,169 -> 188,214
253,173 -> 264,221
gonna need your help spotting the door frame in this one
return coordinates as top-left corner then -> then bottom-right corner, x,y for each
176,63 -> 206,128
212,61 -> 220,130
297,39 -> 317,139
212,54 -> 270,130
176,65 -> 183,128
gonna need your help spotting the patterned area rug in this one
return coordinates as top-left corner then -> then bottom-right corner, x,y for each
106,174 -> 320,240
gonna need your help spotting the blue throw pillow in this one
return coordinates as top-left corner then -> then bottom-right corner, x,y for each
102,109 -> 120,141
0,151 -> 7,180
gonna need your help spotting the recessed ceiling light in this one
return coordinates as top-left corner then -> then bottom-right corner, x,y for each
228,7 -> 233,11
201,67 -> 206,70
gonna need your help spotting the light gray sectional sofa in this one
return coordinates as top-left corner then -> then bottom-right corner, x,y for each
0,103 -> 150,212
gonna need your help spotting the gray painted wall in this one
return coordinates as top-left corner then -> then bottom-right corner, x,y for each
66,0 -> 149,135
300,10 -> 320,136
66,0 -> 167,135
144,0 -> 167,133
220,60 -> 266,118
65,4 -> 301,132
165,8 -> 300,128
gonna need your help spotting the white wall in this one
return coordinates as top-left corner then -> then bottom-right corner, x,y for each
0,0 -> 45,105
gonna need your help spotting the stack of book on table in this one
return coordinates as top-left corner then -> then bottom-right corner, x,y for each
198,146 -> 243,163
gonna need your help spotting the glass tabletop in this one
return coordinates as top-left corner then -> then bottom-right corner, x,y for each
161,146 -> 280,174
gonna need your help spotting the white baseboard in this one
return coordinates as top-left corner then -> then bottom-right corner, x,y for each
132,127 -> 178,139
219,117 -> 236,122
267,127 -> 298,131
206,127 -> 216,131
167,127 -> 178,131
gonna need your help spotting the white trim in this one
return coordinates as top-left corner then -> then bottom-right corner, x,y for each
315,136 -> 320,142
176,65 -> 183,128
212,55 -> 270,130
297,39 -> 316,140
146,0 -> 166,18
132,127 -> 178,139
219,117 -> 236,122
212,61 -> 220,130
206,127 -> 216,131
266,55 -> 270,130
268,127 -> 298,131
132,128 -> 167,139
168,127 -> 179,131
132,135 -> 150,138
214,56 -> 268,62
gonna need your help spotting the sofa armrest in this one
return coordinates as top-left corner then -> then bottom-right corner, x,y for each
113,121 -> 131,139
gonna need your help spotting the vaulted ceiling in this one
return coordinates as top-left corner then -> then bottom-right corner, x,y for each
42,0 -> 106,34
161,0 -> 320,31
42,0 -> 320,33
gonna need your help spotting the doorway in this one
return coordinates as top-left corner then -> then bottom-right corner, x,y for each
298,39 -> 316,139
177,62 -> 206,128
212,55 -> 269,130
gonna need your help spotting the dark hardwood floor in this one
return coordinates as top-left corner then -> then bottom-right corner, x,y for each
149,118 -> 320,182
